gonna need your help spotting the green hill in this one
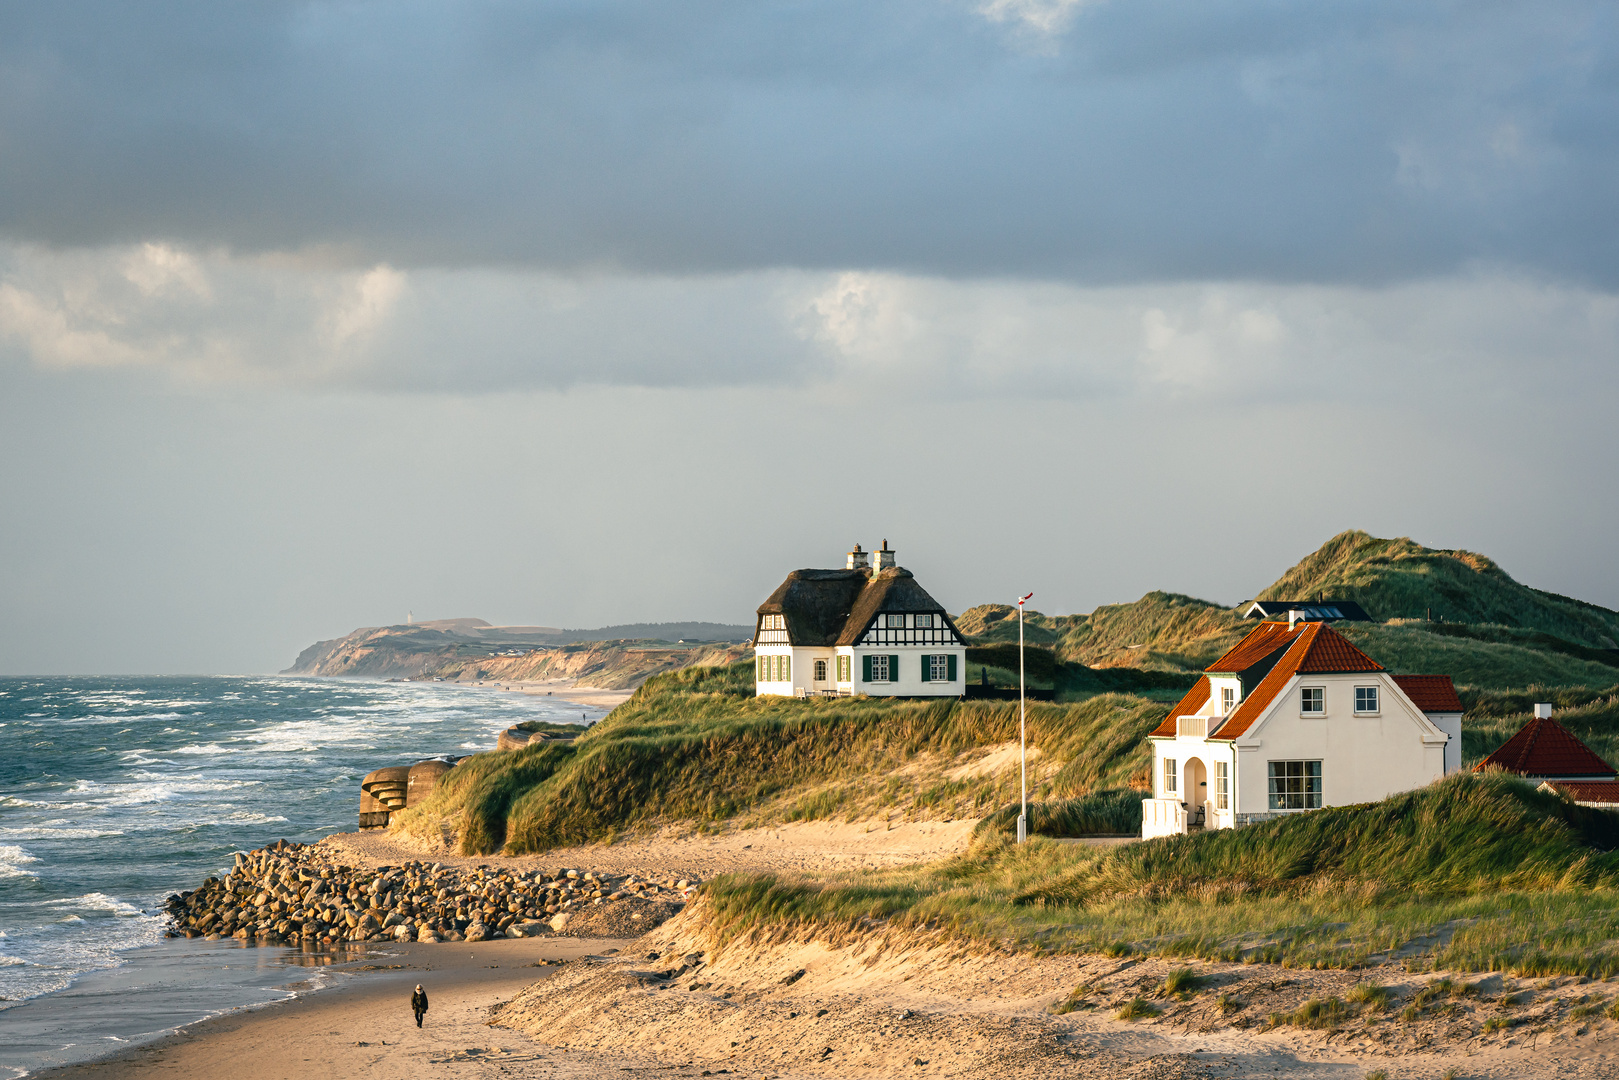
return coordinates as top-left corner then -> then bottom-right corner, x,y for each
1259,530 -> 1619,648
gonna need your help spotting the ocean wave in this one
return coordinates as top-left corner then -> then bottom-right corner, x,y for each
47,893 -> 145,917
0,956 -> 27,966
0,844 -> 40,877
0,826 -> 125,840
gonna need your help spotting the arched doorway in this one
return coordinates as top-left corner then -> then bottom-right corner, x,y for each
1182,757 -> 1208,827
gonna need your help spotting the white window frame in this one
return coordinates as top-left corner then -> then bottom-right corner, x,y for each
761,614 -> 784,630
837,655 -> 850,682
1300,687 -> 1325,716
885,613 -> 906,629
1354,686 -> 1379,715
1214,761 -> 1229,810
928,654 -> 949,681
871,654 -> 891,682
814,659 -> 828,682
915,614 -> 934,628
1162,757 -> 1178,795
1220,686 -> 1236,713
1267,760 -> 1322,810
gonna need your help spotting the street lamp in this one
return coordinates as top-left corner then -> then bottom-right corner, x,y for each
1016,592 -> 1033,844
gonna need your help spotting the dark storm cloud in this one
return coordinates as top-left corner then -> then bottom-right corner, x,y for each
1,1 -> 1615,284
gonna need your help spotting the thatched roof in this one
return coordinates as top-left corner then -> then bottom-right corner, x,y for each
756,566 -> 961,647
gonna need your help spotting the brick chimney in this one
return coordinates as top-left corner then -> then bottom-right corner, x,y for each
846,544 -> 870,572
874,539 -> 897,572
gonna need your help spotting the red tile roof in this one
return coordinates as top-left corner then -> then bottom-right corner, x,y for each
1149,678 -> 1210,738
1475,716 -> 1617,780
1293,626 -> 1384,673
1393,675 -> 1463,713
1543,780 -> 1619,806
1214,623 -> 1325,740
1205,621 -> 1302,673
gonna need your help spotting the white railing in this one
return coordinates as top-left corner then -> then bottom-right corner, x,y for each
1176,715 -> 1207,737
1141,798 -> 1186,840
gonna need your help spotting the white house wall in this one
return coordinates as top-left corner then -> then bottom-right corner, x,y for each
1236,673 -> 1447,814
849,645 -> 965,697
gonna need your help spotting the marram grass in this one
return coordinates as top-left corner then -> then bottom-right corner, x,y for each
692,774 -> 1619,978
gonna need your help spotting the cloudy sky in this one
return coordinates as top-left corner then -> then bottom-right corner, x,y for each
2,0 -> 1617,673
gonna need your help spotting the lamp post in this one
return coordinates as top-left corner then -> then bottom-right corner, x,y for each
1016,592 -> 1033,844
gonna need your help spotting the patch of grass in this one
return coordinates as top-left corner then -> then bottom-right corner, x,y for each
1347,982 -> 1393,1012
1364,1070 -> 1388,1080
1159,966 -> 1206,998
1115,997 -> 1159,1021
1049,984 -> 1095,1015
1215,992 -> 1240,1015
1284,996 -> 1349,1030
1569,1001 -> 1604,1020
976,788 -> 1145,840
1483,1015 -> 1512,1032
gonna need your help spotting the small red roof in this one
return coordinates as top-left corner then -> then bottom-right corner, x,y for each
1475,716 -> 1617,780
1393,675 -> 1463,713
1544,780 -> 1619,806
1149,678 -> 1210,739
1293,627 -> 1384,673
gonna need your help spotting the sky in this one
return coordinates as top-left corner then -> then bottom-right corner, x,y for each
2,0 -> 1617,674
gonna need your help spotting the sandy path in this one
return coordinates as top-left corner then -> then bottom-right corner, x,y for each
323,816 -> 983,878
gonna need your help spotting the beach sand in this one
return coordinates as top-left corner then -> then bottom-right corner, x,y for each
439,676 -> 635,711
33,936 -> 644,1080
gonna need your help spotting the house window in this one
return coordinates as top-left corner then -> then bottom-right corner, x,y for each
916,614 -> 934,628
1163,757 -> 1178,795
1355,686 -> 1379,714
885,614 -> 906,629
871,654 -> 891,682
928,654 -> 950,681
814,659 -> 828,682
1214,761 -> 1229,810
1267,760 -> 1322,810
760,614 -> 784,630
837,655 -> 850,682
757,656 -> 768,682
1220,686 -> 1236,713
1301,687 -> 1324,715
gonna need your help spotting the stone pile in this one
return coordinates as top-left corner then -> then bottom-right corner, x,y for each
163,839 -> 701,947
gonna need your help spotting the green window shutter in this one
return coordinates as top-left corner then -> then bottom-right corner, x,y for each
890,655 -> 900,682
757,656 -> 766,682
948,654 -> 957,681
862,655 -> 872,682
920,654 -> 930,681
783,655 -> 791,683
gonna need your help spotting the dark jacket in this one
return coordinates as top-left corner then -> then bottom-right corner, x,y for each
411,989 -> 429,1014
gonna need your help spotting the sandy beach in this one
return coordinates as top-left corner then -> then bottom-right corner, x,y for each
425,676 -> 635,712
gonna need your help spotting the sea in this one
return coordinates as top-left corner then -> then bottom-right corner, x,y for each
0,675 -> 607,1076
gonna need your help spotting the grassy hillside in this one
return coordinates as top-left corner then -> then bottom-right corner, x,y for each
698,773 -> 1619,976
391,660 -> 1171,855
1260,530 -> 1619,647
958,593 -> 1248,672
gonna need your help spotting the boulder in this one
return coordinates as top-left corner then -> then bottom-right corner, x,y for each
464,922 -> 489,942
392,922 -> 415,941
548,913 -> 571,933
509,921 -> 549,938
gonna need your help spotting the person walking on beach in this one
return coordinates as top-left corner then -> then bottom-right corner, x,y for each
411,984 -> 429,1028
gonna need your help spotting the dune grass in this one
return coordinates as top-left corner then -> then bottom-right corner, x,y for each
391,660 -> 1169,854
1340,623 -> 1619,690
693,774 -> 1619,978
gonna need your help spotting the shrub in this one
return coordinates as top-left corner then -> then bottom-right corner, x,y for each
1288,996 -> 1349,1030
1347,982 -> 1393,1012
1116,997 -> 1160,1021
1482,1015 -> 1511,1033
1160,966 -> 1206,998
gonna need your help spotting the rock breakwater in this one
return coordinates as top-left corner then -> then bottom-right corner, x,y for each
163,839 -> 700,947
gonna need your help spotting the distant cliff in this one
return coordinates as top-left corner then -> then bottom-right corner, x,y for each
283,617 -> 752,683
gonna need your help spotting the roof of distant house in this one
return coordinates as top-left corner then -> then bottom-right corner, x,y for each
1243,599 -> 1372,621
755,566 -> 961,648
1475,715 -> 1618,780
1393,674 -> 1464,713
1541,779 -> 1619,806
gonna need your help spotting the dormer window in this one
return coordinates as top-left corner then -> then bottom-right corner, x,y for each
885,614 -> 906,629
760,614 -> 785,630
1220,686 -> 1236,713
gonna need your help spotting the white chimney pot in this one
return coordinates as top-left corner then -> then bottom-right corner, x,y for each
1534,702 -> 1554,719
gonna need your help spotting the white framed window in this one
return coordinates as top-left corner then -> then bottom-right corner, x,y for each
871,654 -> 891,681
814,659 -> 828,682
837,655 -> 851,682
1301,687 -> 1325,715
885,613 -> 906,629
757,656 -> 768,682
1163,757 -> 1178,795
915,614 -> 934,628
928,654 -> 950,681
1268,760 -> 1322,810
1214,761 -> 1229,810
1220,686 -> 1236,713
1355,686 -> 1379,714
760,614 -> 784,630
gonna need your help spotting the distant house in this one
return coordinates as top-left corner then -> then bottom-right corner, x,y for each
752,542 -> 966,698
1475,704 -> 1619,807
1242,599 -> 1371,622
1142,617 -> 1461,839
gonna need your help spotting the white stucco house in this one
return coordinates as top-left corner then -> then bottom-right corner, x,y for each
1142,617 -> 1463,839
752,542 -> 966,698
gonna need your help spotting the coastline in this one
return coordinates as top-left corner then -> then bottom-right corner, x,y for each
30,936 -> 639,1080
403,674 -> 635,712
